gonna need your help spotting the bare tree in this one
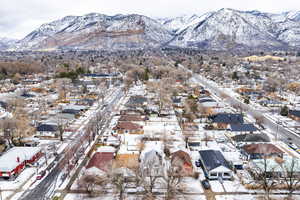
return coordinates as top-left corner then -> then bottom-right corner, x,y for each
163,164 -> 184,200
247,157 -> 279,200
254,115 -> 265,129
78,170 -> 109,197
282,158 -> 300,196
111,171 -> 126,200
132,164 -> 159,199
92,112 -> 103,135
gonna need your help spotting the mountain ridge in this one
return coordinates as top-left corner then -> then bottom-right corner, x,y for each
3,9 -> 300,51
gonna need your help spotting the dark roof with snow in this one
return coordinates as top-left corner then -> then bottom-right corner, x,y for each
126,96 -> 147,106
0,101 -> 7,109
199,150 -> 230,171
209,113 -> 244,124
232,133 -> 270,143
172,98 -> 181,104
199,98 -> 216,103
289,110 -> 300,118
230,124 -> 258,132
36,124 -> 58,132
242,144 -> 283,154
62,109 -> 81,115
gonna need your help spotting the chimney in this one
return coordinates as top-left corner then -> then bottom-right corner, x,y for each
17,157 -> 20,163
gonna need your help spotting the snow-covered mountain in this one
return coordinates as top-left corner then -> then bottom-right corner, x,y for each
0,37 -> 17,50
6,9 -> 300,51
157,13 -> 213,34
169,8 -> 300,50
13,13 -> 173,51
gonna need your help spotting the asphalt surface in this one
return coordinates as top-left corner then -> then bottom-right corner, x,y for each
191,73 -> 300,148
19,88 -> 123,200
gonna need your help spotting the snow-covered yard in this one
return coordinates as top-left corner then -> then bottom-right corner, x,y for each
0,168 -> 35,190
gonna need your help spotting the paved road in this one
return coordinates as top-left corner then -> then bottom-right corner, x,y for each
190,72 -> 300,148
19,88 -> 124,200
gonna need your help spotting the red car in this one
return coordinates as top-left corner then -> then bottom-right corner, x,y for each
36,170 -> 46,180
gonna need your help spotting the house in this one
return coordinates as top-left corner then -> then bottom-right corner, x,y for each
63,105 -> 88,112
112,122 -> 144,134
187,137 -> 202,151
104,136 -> 120,147
198,97 -> 224,108
231,133 -> 270,145
141,150 -> 165,176
120,109 -> 144,115
86,152 -> 114,172
171,150 -> 193,176
182,123 -> 199,136
126,96 -> 147,108
199,150 -> 233,180
172,98 -> 182,107
259,100 -> 283,107
115,154 -> 139,169
0,147 -> 42,179
209,113 -> 244,129
119,115 -> 146,122
0,101 -> 8,110
230,123 -> 258,133
62,109 -> 81,116
198,97 -> 216,104
251,157 -> 300,178
36,123 -> 59,137
242,143 -> 284,160
289,110 -> 300,121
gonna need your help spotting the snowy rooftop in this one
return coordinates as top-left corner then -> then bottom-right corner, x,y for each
0,147 -> 41,172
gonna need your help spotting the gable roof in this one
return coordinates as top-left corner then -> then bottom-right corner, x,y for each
143,150 -> 162,165
209,113 -> 244,124
126,96 -> 147,106
119,115 -> 145,121
113,121 -> 142,130
172,98 -> 181,104
199,98 -> 216,103
37,124 -> 58,132
199,150 -> 231,172
0,147 -> 41,172
289,110 -> 300,118
171,150 -> 192,166
0,101 -> 7,109
230,124 -> 258,132
242,143 -> 283,154
62,109 -> 81,115
86,152 -> 114,172
232,133 -> 270,143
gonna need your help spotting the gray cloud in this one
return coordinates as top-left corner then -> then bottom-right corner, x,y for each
0,0 -> 300,39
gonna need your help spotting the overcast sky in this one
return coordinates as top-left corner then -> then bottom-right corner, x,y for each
1,0 -> 300,39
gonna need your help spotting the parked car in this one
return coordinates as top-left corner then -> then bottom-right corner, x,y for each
216,137 -> 226,143
201,179 -> 211,189
36,170 -> 46,180
289,143 -> 298,150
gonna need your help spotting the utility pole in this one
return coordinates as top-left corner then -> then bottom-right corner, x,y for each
44,148 -> 48,165
0,186 -> 2,200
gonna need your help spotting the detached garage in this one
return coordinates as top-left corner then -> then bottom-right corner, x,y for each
0,147 -> 42,179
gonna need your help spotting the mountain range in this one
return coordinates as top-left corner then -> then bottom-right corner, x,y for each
3,8 -> 300,51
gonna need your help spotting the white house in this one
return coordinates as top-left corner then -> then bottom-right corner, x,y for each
199,149 -> 233,180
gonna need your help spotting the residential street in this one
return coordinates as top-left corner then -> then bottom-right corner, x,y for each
18,88 -> 124,200
191,73 -> 300,148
